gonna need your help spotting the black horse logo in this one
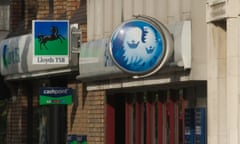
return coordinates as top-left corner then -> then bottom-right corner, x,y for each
37,26 -> 65,50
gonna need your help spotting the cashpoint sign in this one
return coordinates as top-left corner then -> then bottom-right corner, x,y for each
39,87 -> 72,105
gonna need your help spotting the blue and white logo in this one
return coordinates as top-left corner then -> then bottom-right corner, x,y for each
109,19 -> 166,75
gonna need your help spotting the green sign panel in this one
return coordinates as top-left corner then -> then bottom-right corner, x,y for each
39,87 -> 72,105
67,135 -> 87,144
32,20 -> 69,64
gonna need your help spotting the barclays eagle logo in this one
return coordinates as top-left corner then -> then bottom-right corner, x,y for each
110,19 -> 165,74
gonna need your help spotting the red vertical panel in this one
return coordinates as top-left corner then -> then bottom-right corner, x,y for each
170,101 -> 175,144
136,101 -> 141,144
168,101 -> 175,144
146,102 -> 153,144
158,102 -> 163,144
125,102 -> 130,144
180,100 -> 185,144
106,102 -> 115,144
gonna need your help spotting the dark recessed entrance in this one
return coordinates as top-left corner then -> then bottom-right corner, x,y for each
106,82 -> 207,144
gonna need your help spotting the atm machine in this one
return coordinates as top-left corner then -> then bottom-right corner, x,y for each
184,107 -> 206,144
194,108 -> 206,144
184,108 -> 195,144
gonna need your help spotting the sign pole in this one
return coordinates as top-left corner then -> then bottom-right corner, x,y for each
49,105 -> 60,144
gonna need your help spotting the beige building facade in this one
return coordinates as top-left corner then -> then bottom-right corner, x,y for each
207,0 -> 240,144
82,0 -> 240,143
86,0 -> 207,79
76,0 -> 208,143
2,0 -> 240,143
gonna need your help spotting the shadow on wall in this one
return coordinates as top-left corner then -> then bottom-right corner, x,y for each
69,0 -> 86,25
70,88 -> 78,130
70,83 -> 87,130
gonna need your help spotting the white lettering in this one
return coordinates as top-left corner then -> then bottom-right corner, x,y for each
6,47 -> 20,65
55,57 -> 65,63
37,57 -> 55,64
43,89 -> 69,95
33,56 -> 68,64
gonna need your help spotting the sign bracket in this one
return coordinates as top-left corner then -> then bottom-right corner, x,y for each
70,24 -> 82,54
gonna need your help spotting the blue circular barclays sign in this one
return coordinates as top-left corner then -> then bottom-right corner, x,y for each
109,16 -> 173,78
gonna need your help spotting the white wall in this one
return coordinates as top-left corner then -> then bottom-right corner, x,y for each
87,0 -> 193,41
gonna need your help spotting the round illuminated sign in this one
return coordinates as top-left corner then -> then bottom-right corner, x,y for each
109,16 -> 173,78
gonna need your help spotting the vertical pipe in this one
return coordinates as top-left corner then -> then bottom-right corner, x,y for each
158,102 -> 163,144
49,0 -> 53,15
135,96 -> 142,144
125,100 -> 130,144
27,83 -> 33,144
49,105 -> 60,144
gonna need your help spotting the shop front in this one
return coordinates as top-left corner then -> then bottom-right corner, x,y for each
105,83 -> 206,144
77,16 -> 207,144
0,28 -> 79,143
